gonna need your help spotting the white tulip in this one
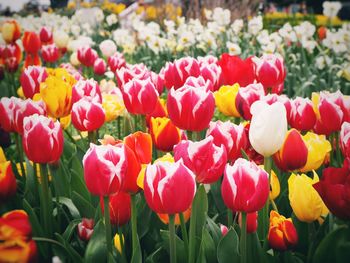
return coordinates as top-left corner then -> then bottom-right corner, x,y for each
99,40 -> 117,58
53,30 -> 69,49
249,101 -> 288,157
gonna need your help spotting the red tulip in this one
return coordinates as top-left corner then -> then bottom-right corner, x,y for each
83,143 -> 127,196
206,121 -> 248,162
200,62 -> 221,91
101,192 -> 131,226
39,26 -> 53,44
167,84 -> 215,131
20,66 -> 48,99
0,161 -> 17,201
273,129 -> 308,171
41,43 -> 59,63
116,63 -> 150,88
4,56 -> 19,72
71,98 -> 105,132
2,43 -> 22,66
252,54 -> 286,94
221,158 -> 269,213
260,94 -> 292,122
22,31 -> 41,54
340,122 -> 350,159
238,211 -> 258,233
313,159 -> 350,220
0,210 -> 33,238
327,90 -> 350,123
290,97 -> 316,131
22,114 -> 63,164
119,143 -> 141,193
108,52 -> 126,73
184,75 -> 213,92
150,71 -> 164,95
124,131 -> 152,164
0,97 -> 20,132
235,83 -> 265,120
93,58 -> 107,75
122,78 -> 158,115
161,57 -> 200,90
150,117 -> 182,152
144,159 -> 196,214
77,218 -> 94,241
145,98 -> 168,125
72,79 -> 102,104
218,54 -> 255,87
77,46 -> 98,67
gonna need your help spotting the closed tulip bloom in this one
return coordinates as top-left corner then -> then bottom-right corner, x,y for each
99,39 -> 117,58
146,98 -> 167,124
150,71 -> 164,95
39,26 -> 53,44
122,78 -> 158,115
144,160 -> 196,214
114,233 -> 124,254
220,224 -> 229,236
77,218 -> 94,241
340,122 -> 350,159
0,97 -> 20,132
22,114 -> 63,164
41,44 -> 59,63
270,169 -> 281,200
238,212 -> 258,233
300,132 -> 331,172
2,43 -> 22,64
124,131 -> 152,164
53,30 -> 69,49
108,52 -> 126,73
20,66 -> 48,99
200,62 -> 222,91
184,75 -> 213,92
1,20 -> 21,44
72,79 -> 102,104
235,83 -> 265,120
22,31 -> 41,54
313,160 -> 350,220
102,93 -> 125,122
174,136 -> 227,184
289,97 -> 316,131
71,98 -> 105,132
249,101 -> 288,157
101,191 -> 131,226
93,58 -> 107,75
273,129 -> 308,171
214,84 -> 241,117
222,158 -> 269,213
0,161 -> 17,201
24,53 -> 42,68
252,53 -> 286,94
206,121 -> 248,162
167,85 -> 215,131
116,63 -> 150,88
288,172 -> 327,222
83,143 -> 127,196
157,207 -> 191,226
260,94 -> 292,122
77,46 -> 98,67
268,211 -> 298,251
150,117 -> 181,152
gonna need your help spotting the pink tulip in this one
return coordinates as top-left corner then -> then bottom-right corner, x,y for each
20,66 -> 48,99
184,76 -> 213,92
235,83 -> 265,120
77,46 -> 98,67
290,97 -> 316,131
108,52 -> 126,73
72,79 -> 102,104
39,26 -> 53,44
93,58 -> 107,75
200,62 -> 221,91
41,44 -> 59,63
0,97 -> 21,132
77,218 -> 94,241
340,122 -> 350,159
116,63 -> 150,88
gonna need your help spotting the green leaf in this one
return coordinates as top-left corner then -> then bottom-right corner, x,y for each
130,233 -> 142,263
160,230 -> 186,263
55,233 -> 83,263
49,164 -> 71,197
62,219 -> 81,241
55,197 -> 80,219
206,216 -> 222,247
23,159 -> 38,204
72,191 -> 95,218
70,168 -> 91,202
145,247 -> 166,263
336,242 -> 350,263
217,228 -> 240,263
85,220 -> 107,263
201,228 -> 217,263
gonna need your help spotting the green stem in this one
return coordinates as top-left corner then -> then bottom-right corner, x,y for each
169,214 -> 177,263
88,131 -> 96,144
189,185 -> 203,263
39,163 -> 52,238
179,213 -> 189,258
240,212 -> 247,263
14,133 -> 26,177
259,156 -> 272,242
131,194 -> 138,259
228,209 -> 233,227
104,196 -> 112,260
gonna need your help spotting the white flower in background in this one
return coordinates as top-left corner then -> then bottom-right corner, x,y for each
301,39 -> 317,53
226,42 -> 241,55
100,40 -> 117,57
113,29 -> 135,47
248,16 -> 263,35
204,9 -> 213,20
52,256 -> 62,263
71,24 -> 81,37
323,1 -> 342,18
294,21 -> 316,40
212,7 -> 231,26
315,55 -> 332,70
70,52 -> 80,66
257,30 -> 271,46
261,42 -> 277,53
67,36 -> 94,52
94,8 -> 105,23
231,19 -> 244,35
106,14 -> 118,26
53,30 -> 69,49
323,31 -> 348,53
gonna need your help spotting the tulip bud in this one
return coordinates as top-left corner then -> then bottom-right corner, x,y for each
100,191 -> 131,226
340,122 -> 350,159
249,101 -> 288,157
214,84 -> 241,117
235,83 -> 265,120
41,44 -> 60,63
20,66 -> 48,99
0,97 -> 20,132
144,160 -> 196,214
268,211 -> 298,251
1,20 -> 21,44
72,79 -> 102,104
22,114 -> 63,164
83,143 -> 127,196
122,78 -> 158,115
108,52 -> 126,73
167,85 -> 215,131
93,58 -> 107,75
39,26 -> 53,44
114,234 -> 124,254
77,218 -> 94,241
150,117 -> 181,152
289,97 -> 316,131
220,224 -> 228,236
77,46 -> 98,67
273,129 -> 308,171
99,40 -> 117,58
0,161 -> 17,200
53,30 -> 69,49
22,31 -> 41,54
238,212 -> 258,233
222,158 -> 269,213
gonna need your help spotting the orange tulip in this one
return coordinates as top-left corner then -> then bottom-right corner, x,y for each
22,31 -> 41,54
24,53 -> 41,68
1,20 -> 21,44
157,207 -> 191,225
150,117 -> 182,152
124,131 -> 152,164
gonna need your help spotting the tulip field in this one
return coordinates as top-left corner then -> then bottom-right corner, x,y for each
0,1 -> 350,263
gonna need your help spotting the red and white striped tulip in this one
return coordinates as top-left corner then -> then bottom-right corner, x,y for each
340,122 -> 350,159
290,97 -> 316,131
77,46 -> 98,67
41,43 -> 59,63
0,97 -> 21,132
93,58 -> 107,75
20,66 -> 48,99
72,79 -> 102,104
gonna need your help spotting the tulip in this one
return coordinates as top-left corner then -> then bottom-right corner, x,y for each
0,97 -> 20,132
102,93 -> 125,122
157,207 -> 191,225
20,66 -> 48,99
114,233 -> 124,254
77,46 -> 98,67
41,43 -> 60,63
249,101 -> 288,157
300,132 -> 331,172
184,75 -> 213,92
273,129 -> 308,171
77,218 -> 94,241
0,147 -> 5,162
220,224 -> 228,236
146,98 -> 168,125
161,57 -> 200,90
0,239 -> 37,263
206,121 -> 248,162
289,97 -> 316,131
72,78 -> 102,104
101,191 -> 131,226
53,30 -> 69,49
268,211 -> 298,251
94,58 -> 107,75
150,117 -> 182,152
260,94 -> 292,122
288,172 -> 328,222
222,158 -> 269,213
313,159 -> 350,220
99,40 -> 117,58
150,71 -> 164,95
214,84 -> 241,117
270,169 -> 280,200
144,159 -> 196,214
116,63 -> 150,88
218,54 -> 255,87
2,43 -> 22,65
22,114 -> 63,164
340,122 -> 350,159
83,143 -> 127,196
0,161 -> 17,201
174,136 -> 227,184
1,20 -> 21,44
167,85 -> 215,131
252,54 -> 286,94
71,98 -> 105,132
108,52 -> 126,73
124,131 -> 152,164
39,26 -> 53,44
200,62 -> 221,91
239,212 -> 258,233
235,83 -> 265,120
198,55 -> 218,65
22,31 -> 41,54
122,78 -> 158,115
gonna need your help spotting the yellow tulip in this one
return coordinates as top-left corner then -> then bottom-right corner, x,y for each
0,147 -> 6,163
300,132 -> 331,172
114,233 -> 124,254
288,171 -> 328,222
102,94 -> 125,122
214,84 -> 241,117
270,169 -> 280,200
